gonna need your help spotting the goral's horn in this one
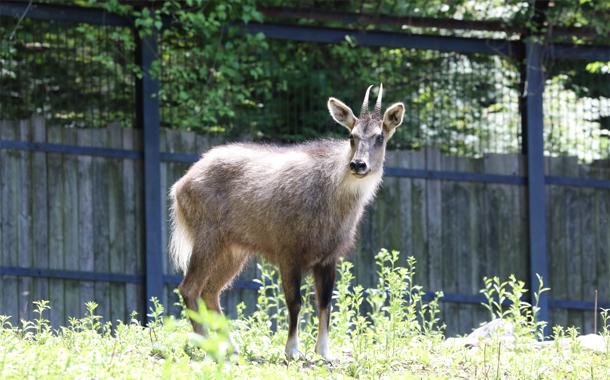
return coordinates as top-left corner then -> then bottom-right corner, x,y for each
372,83 -> 383,119
360,85 -> 373,119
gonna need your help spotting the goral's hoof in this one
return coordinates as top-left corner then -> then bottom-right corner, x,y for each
285,345 -> 301,361
314,345 -> 333,362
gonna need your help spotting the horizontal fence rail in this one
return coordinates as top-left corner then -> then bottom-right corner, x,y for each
0,266 -> 144,284
259,6 -> 604,38
239,23 -> 524,57
2,265 -> 607,311
1,140 -> 606,188
2,1 -> 609,61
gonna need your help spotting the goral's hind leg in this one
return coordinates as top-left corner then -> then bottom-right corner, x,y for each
199,248 -> 249,354
179,241 -> 248,354
313,258 -> 337,362
179,242 -> 216,336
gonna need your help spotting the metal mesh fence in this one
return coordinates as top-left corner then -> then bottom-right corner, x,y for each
543,58 -> 610,164
158,36 -> 523,157
0,17 -> 137,128
2,15 -> 609,163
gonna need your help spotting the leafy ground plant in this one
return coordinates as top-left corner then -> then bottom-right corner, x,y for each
2,249 -> 610,379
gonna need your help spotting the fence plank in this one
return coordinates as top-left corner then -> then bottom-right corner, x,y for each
441,154 -> 458,337
18,119 -> 34,322
580,163 -> 596,334
77,129 -> 94,317
426,148 -> 443,290
91,129 -> 111,324
392,151 -> 416,304
456,157 -> 475,334
47,123 -> 65,329
514,155 -> 529,292
160,128 -> 170,277
163,129 -> 179,315
356,178 -> 374,290
426,148 -> 443,330
63,128 -> 81,322
32,118 -> 50,320
482,154 -> 503,281
547,156 -> 568,331
593,160 -> 609,333
410,150 -> 428,290
133,128 -> 145,324
382,152 -> 402,262
108,123 -> 126,325
394,151 -> 413,272
122,127 -> 140,321
473,157 -> 489,328
499,155 -> 514,285
369,175 -> 382,288
160,128 -> 170,313
1,121 -> 20,325
596,161 -> 610,333
564,157 -> 583,331
506,155 -> 527,288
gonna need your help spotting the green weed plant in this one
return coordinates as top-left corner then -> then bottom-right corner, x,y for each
1,249 -> 610,379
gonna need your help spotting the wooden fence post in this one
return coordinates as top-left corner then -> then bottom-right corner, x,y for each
137,29 -> 163,323
525,41 -> 549,337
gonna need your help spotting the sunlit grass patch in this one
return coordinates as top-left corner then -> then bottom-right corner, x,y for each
2,250 -> 610,379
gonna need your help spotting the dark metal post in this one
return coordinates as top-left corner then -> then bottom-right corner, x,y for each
137,30 -> 163,323
525,41 -> 549,338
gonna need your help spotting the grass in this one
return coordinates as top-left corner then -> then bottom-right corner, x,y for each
2,249 -> 610,379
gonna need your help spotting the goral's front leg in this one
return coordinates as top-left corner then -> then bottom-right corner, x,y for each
280,264 -> 302,360
313,259 -> 337,362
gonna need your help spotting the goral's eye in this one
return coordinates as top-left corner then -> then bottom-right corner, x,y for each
349,134 -> 354,140
377,135 -> 384,143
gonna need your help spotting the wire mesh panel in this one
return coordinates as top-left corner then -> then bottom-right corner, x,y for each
0,17 -> 137,128
158,37 -> 523,158
3,16 -> 525,159
2,14 -> 608,164
544,58 -> 610,164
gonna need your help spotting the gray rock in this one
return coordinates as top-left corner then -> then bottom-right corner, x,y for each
467,319 -> 514,340
577,334 -> 608,352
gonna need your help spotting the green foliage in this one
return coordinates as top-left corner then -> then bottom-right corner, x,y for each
102,0 -> 267,133
480,274 -> 549,343
3,249 -> 609,379
1,1 -> 608,161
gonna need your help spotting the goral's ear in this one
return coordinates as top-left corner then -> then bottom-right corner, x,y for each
328,98 -> 357,131
382,103 -> 405,133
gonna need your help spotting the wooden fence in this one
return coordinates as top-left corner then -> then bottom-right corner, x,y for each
1,118 -> 609,337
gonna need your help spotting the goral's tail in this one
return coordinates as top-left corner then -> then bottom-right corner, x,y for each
168,183 -> 194,274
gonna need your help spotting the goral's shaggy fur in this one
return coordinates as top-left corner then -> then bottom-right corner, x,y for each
169,84 -> 405,361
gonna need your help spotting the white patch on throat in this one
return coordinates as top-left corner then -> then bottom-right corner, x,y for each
342,170 -> 383,202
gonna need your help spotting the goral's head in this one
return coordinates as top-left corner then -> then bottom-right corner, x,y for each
328,84 -> 405,178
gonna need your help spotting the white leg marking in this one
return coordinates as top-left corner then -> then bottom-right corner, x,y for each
315,309 -> 333,361
285,332 -> 300,360
228,332 -> 240,355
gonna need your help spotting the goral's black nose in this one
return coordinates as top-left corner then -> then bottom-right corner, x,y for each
350,161 -> 367,172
